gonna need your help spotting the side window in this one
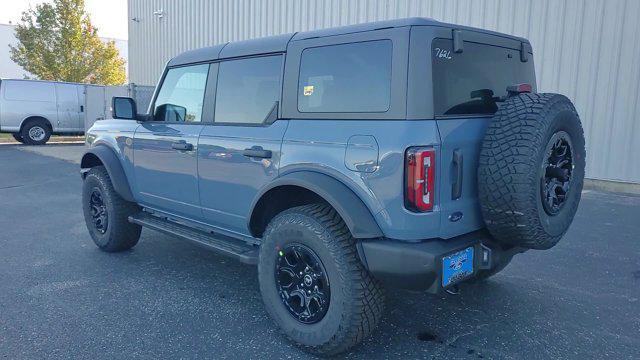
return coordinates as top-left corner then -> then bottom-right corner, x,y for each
297,40 -> 392,113
153,64 -> 209,122
214,55 -> 282,124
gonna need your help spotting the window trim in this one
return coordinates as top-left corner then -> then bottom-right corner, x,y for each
147,62 -> 212,125
296,39 -> 394,114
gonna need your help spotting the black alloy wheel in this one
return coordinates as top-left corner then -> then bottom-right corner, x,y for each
275,243 -> 330,324
89,188 -> 109,234
541,131 -> 574,216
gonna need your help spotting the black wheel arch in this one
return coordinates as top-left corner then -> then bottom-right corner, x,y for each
81,145 -> 135,202
248,171 -> 383,239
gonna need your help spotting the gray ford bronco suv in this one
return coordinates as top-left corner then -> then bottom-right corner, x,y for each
81,18 -> 585,355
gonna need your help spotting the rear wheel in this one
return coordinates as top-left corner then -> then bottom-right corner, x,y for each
11,133 -> 25,143
21,119 -> 51,145
258,204 -> 384,356
82,166 -> 141,252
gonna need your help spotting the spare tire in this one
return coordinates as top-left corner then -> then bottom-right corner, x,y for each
478,93 -> 586,250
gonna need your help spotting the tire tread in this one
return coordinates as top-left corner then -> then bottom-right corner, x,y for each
83,166 -> 141,252
261,203 -> 384,356
478,93 -> 585,249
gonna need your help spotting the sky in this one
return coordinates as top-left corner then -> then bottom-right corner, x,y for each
0,0 -> 128,39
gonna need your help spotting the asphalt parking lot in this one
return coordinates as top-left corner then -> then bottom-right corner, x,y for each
0,144 -> 638,359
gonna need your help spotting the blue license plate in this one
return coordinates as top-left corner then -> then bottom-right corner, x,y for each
442,247 -> 474,287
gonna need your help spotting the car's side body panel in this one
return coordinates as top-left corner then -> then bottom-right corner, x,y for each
83,119 -> 140,199
280,119 -> 442,241
198,120 -> 289,234
133,122 -> 204,220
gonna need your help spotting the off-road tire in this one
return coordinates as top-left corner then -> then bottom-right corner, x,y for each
258,204 -> 385,356
82,166 -> 141,252
20,119 -> 51,145
478,93 -> 586,250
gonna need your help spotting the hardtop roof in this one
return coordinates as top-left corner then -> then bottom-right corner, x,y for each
168,17 -> 529,67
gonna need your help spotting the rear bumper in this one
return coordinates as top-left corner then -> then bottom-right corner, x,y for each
357,230 -> 524,293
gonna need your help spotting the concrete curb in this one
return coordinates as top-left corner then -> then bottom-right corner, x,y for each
583,178 -> 640,196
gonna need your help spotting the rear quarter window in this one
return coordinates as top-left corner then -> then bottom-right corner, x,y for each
297,40 -> 392,113
432,38 -> 535,116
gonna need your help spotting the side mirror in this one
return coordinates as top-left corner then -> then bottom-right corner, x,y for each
112,97 -> 137,120
155,103 -> 188,122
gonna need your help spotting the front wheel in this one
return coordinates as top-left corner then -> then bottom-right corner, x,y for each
82,166 -> 141,252
258,204 -> 385,356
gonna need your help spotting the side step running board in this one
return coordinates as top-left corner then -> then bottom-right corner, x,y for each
129,212 -> 259,265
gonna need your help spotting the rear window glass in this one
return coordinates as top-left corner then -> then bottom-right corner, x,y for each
432,38 -> 535,116
298,40 -> 392,113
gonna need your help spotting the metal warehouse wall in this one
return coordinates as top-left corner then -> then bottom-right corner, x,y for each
128,0 -> 640,184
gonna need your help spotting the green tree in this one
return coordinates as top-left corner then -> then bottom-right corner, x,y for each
9,0 -> 126,85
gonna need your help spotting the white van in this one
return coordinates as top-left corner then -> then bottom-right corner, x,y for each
0,79 -> 85,144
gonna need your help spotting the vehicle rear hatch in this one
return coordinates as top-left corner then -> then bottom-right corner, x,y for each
429,32 -> 536,239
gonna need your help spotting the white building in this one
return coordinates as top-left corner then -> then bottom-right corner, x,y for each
126,0 -> 640,188
0,23 -> 128,80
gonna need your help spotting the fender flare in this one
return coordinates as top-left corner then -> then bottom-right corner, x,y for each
80,145 -> 135,202
249,171 -> 383,239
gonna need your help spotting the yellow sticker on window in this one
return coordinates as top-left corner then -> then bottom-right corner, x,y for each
303,85 -> 314,96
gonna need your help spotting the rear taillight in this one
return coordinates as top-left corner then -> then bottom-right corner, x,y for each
405,147 -> 435,212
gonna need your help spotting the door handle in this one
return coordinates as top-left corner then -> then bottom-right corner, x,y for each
452,149 -> 463,200
243,146 -> 272,159
171,141 -> 193,151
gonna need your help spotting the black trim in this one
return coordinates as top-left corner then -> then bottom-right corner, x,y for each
357,231 -> 525,293
112,97 -> 137,120
80,146 -> 135,202
249,171 -> 383,239
452,29 -> 463,53
129,211 -> 258,264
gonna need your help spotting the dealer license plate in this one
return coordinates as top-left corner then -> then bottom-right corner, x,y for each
442,246 -> 474,287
